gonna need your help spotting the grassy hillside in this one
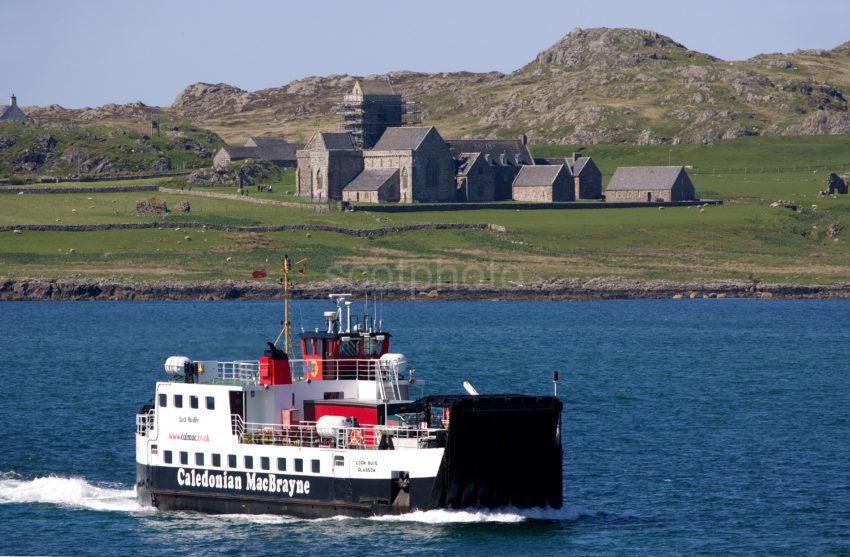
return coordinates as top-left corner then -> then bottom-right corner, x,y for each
1,135 -> 849,286
0,121 -> 224,179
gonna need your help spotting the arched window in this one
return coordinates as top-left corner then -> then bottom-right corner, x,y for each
401,167 -> 409,201
315,169 -> 323,199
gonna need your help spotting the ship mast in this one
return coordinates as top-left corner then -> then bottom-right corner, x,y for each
274,255 -> 305,355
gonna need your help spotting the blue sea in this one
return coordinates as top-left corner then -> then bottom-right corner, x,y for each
0,299 -> 848,556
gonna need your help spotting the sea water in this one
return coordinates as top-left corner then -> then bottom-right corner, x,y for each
0,300 -> 848,555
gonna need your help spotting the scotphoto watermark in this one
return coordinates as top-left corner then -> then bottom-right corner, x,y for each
325,260 -> 526,290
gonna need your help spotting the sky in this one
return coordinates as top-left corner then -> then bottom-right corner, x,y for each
2,0 -> 850,108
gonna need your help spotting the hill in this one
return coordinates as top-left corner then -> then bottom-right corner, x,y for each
0,121 -> 224,179
22,27 -> 850,144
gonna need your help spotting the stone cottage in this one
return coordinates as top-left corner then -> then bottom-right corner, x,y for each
363,126 -> 454,202
0,94 -> 29,123
605,166 -> 696,202
213,136 -> 302,168
341,168 -> 399,203
512,164 -> 574,202
296,131 -> 364,200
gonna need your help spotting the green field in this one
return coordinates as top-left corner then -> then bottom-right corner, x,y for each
2,136 -> 850,286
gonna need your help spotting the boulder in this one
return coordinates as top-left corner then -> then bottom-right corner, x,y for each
175,200 -> 191,213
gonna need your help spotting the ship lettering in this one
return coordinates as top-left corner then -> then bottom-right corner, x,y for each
245,472 -> 310,497
177,468 -> 241,490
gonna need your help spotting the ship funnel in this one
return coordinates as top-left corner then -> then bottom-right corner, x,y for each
462,381 -> 480,396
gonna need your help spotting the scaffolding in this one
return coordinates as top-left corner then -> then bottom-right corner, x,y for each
337,93 -> 422,149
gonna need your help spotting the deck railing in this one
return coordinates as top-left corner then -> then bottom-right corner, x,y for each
136,409 -> 155,436
191,358 -> 404,387
230,414 -> 444,450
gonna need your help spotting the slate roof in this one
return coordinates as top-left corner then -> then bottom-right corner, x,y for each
244,137 -> 302,161
219,146 -> 259,159
513,164 -> 565,187
320,131 -> 358,150
343,168 -> 398,191
606,166 -> 687,191
357,79 -> 396,96
448,139 -> 533,166
567,157 -> 592,175
372,126 -> 434,151
455,152 -> 481,176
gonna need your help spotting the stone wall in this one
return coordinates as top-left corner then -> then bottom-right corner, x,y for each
298,150 -> 363,201
0,184 -> 160,194
605,188 -> 672,202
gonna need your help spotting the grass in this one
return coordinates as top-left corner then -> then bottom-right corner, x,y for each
2,135 -> 850,286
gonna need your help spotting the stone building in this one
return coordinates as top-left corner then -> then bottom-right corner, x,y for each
364,126 -> 454,202
449,137 -> 534,200
213,136 -> 302,168
341,168 -> 399,203
0,94 -> 30,123
605,166 -> 696,202
339,79 -> 413,149
296,131 -> 363,200
512,164 -> 574,202
454,152 -> 495,202
565,152 -> 602,199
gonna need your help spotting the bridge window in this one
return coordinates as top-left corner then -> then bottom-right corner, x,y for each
174,395 -> 183,408
311,459 -> 321,473
179,451 -> 188,465
190,396 -> 198,409
164,450 -> 172,464
212,454 -> 221,467
244,456 -> 254,469
228,454 -> 237,468
195,453 -> 204,466
261,457 -> 270,470
295,458 -> 303,472
339,337 -> 360,357
158,393 -> 167,407
206,396 -> 215,410
277,457 -> 286,471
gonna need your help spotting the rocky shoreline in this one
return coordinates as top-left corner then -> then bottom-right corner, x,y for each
3,277 -> 850,302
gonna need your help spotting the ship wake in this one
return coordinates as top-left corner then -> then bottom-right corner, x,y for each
0,472 -> 148,513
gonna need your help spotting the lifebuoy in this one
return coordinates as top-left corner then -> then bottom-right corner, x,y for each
348,428 -> 363,447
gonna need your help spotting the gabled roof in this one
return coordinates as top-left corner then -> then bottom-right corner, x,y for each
355,79 -> 396,96
513,164 -> 565,187
606,166 -> 687,191
218,146 -> 259,159
303,131 -> 359,151
455,152 -> 481,176
447,139 -> 533,166
567,157 -> 592,175
372,126 -> 436,151
343,168 -> 398,191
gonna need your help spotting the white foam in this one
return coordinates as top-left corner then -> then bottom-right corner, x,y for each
367,505 -> 590,524
0,473 -> 148,513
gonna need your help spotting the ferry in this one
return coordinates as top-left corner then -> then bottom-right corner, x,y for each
135,259 -> 563,517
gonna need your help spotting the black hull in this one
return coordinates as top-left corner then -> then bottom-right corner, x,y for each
135,463 -> 435,518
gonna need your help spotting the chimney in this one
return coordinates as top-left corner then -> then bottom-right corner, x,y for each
520,133 -> 528,146
572,151 -> 580,163
10,93 -> 16,107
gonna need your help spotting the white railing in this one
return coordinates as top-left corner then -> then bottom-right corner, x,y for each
136,409 -> 155,436
187,358 -> 404,387
214,360 -> 261,385
231,414 -> 445,451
